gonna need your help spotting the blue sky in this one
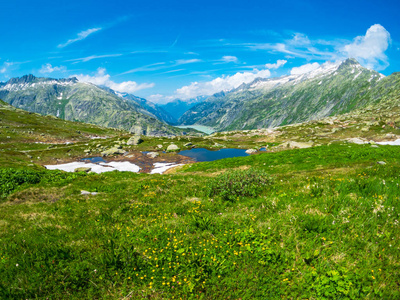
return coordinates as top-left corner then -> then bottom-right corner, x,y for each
0,0 -> 399,102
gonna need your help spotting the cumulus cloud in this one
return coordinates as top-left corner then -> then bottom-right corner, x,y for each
39,63 -> 66,74
58,27 -> 102,48
341,24 -> 391,70
290,62 -> 320,75
172,68 -> 271,100
74,68 -> 154,94
265,59 -> 287,69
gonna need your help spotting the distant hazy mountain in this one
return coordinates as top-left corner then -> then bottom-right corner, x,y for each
179,59 -> 399,131
0,75 -> 184,136
158,96 -> 208,121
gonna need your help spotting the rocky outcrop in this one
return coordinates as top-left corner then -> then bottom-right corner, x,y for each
127,136 -> 143,145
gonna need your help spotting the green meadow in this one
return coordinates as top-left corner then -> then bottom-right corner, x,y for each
1,143 -> 399,299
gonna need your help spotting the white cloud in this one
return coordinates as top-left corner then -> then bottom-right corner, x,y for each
58,27 -> 102,48
74,68 -> 155,94
172,68 -> 271,100
290,62 -> 320,75
221,56 -> 238,63
341,24 -> 391,70
66,54 -> 122,63
39,63 -> 66,74
0,62 -> 13,74
175,59 -> 202,65
265,59 -> 287,69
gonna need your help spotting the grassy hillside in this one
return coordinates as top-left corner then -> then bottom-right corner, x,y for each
1,96 -> 400,298
1,143 -> 400,299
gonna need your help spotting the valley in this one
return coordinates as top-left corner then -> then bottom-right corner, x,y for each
1,58 -> 400,299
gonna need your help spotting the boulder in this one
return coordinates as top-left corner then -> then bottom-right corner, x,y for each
245,149 -> 257,154
74,167 -> 91,173
101,147 -> 125,156
347,138 -> 367,145
127,136 -> 143,145
167,144 -> 180,152
184,142 -> 193,147
146,152 -> 159,158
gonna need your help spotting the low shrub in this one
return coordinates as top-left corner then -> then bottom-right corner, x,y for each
206,168 -> 273,201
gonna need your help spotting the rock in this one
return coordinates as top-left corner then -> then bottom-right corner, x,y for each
167,144 -> 180,152
81,190 -> 98,195
347,138 -> 367,145
377,161 -> 386,165
361,127 -> 369,132
280,141 -> 314,149
214,143 -> 224,147
184,142 -> 193,147
96,144 -> 102,148
127,135 -> 143,145
114,144 -> 122,149
146,152 -> 159,158
84,149 -> 91,153
245,149 -> 257,154
385,133 -> 396,139
101,147 -> 125,156
371,145 -> 379,148
74,167 -> 91,173
157,144 -> 163,149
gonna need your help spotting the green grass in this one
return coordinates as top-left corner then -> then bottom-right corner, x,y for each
1,143 -> 399,299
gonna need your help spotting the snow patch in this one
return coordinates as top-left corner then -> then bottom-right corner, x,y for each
45,161 -> 141,173
150,162 -> 184,174
353,71 -> 362,81
376,139 -> 400,146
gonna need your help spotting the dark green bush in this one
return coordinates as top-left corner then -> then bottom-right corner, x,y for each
206,168 -> 272,201
0,168 -> 87,200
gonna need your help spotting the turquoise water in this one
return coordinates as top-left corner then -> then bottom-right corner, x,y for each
178,148 -> 249,162
176,125 -> 215,135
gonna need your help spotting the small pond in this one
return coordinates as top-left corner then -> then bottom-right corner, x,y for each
178,148 -> 249,162
81,157 -> 106,163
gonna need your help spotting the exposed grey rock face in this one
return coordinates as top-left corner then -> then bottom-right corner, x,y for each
127,136 -> 143,145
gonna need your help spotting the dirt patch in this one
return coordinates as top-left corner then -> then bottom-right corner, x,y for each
8,187 -> 67,204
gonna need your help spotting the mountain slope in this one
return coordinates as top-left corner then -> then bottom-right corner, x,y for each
158,96 -> 208,121
0,75 -> 183,136
179,59 -> 394,131
118,92 -> 177,125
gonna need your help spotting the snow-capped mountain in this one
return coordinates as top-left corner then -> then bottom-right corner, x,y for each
179,59 -> 394,131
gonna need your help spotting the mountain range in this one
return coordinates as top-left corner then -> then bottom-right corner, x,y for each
0,75 -> 183,136
0,58 -> 399,135
179,59 -> 400,131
